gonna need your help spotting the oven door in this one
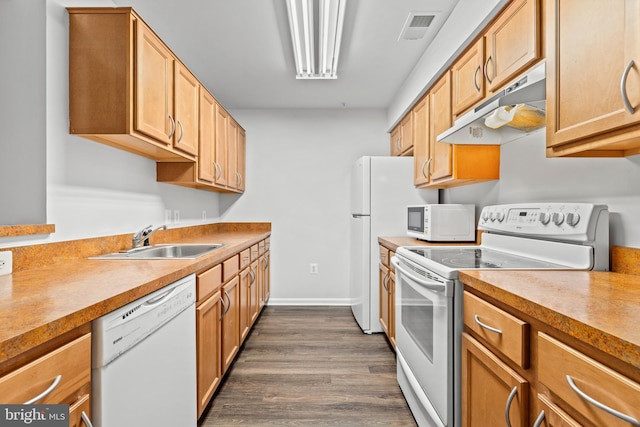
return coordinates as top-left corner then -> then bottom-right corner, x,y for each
392,254 -> 454,427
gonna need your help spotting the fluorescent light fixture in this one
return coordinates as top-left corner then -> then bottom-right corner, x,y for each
286,0 -> 346,79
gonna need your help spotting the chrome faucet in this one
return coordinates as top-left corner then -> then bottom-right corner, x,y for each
132,224 -> 167,248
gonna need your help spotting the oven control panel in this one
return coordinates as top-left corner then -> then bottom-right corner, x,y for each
478,203 -> 608,240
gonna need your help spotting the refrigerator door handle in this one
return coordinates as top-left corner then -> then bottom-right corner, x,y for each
352,214 -> 369,218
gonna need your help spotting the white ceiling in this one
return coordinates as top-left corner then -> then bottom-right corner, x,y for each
112,0 -> 460,110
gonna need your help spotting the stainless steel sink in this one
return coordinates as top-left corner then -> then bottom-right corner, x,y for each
91,244 -> 224,260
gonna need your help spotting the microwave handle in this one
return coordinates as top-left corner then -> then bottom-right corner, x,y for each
391,256 -> 448,294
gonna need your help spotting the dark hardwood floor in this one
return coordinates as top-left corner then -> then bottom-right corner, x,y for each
199,305 -> 417,426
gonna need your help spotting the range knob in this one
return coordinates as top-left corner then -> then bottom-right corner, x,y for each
482,211 -> 490,222
566,212 -> 580,226
552,212 -> 565,225
495,211 -> 505,222
539,212 -> 551,225
489,212 -> 496,222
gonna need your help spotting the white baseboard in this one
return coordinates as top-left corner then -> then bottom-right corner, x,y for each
266,298 -> 351,306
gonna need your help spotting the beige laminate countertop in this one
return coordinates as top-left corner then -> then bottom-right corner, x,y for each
460,269 -> 640,373
0,224 -> 270,365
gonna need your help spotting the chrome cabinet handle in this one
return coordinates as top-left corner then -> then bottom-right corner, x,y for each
532,410 -> 545,427
177,120 -> 184,143
474,314 -> 503,335
219,295 -> 226,320
81,411 -> 94,427
236,172 -> 242,187
484,56 -> 493,85
423,157 -> 433,179
168,115 -> 176,139
24,375 -> 62,404
382,272 -> 389,292
396,136 -> 402,151
566,375 -> 640,425
223,290 -> 231,315
505,385 -> 518,427
473,65 -> 481,92
263,256 -> 270,269
620,60 -> 636,114
213,162 -> 222,181
249,268 -> 256,285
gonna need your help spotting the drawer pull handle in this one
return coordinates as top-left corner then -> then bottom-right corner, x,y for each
566,375 -> 640,425
474,314 -> 503,335
81,411 -> 94,427
23,374 -> 62,404
532,410 -> 545,427
504,385 -> 518,427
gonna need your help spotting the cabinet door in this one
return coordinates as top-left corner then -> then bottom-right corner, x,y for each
259,252 -> 270,307
239,267 -> 251,343
214,103 -> 229,187
429,72 -> 453,182
452,39 -> 485,116
221,276 -> 240,374
462,333 -> 529,427
135,20 -> 174,144
390,124 -> 402,156
400,113 -> 413,154
237,127 -> 246,192
533,394 -> 581,427
412,96 -> 430,186
249,261 -> 260,325
227,119 -> 239,190
484,0 -> 540,93
173,62 -> 199,156
196,290 -> 222,417
198,89 -> 215,183
379,263 -> 391,338
546,0 -> 640,149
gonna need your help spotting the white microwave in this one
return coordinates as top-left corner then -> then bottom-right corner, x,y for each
407,204 -> 476,242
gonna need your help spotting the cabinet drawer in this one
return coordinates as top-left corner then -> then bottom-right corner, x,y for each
69,393 -> 91,427
534,393 -> 581,427
250,244 -> 259,261
463,291 -> 529,368
197,264 -> 222,301
240,248 -> 251,269
538,333 -> 640,427
0,334 -> 91,404
223,255 -> 240,282
379,246 -> 389,267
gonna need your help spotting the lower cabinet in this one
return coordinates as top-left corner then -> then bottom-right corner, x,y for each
195,238 -> 271,418
462,289 -> 640,427
379,245 -> 395,347
0,331 -> 93,425
461,333 -> 529,427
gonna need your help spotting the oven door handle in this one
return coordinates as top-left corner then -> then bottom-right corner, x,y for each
391,256 -> 448,295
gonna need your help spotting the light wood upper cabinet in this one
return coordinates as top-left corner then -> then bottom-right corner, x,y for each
429,72 -> 454,182
69,8 -> 193,162
135,21 -> 175,146
198,89 -> 216,184
390,114 -> 413,156
227,119 -> 239,191
412,95 -> 430,187
215,103 -> 229,188
237,127 -> 246,192
173,62 -> 199,156
545,0 -> 640,157
483,0 -> 540,94
452,39 -> 485,117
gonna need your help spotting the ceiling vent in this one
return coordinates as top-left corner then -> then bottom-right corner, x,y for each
399,12 -> 437,41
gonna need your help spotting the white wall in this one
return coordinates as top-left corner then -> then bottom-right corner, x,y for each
221,108 -> 390,304
442,130 -> 640,247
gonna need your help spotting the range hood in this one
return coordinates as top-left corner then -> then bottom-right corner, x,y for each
437,62 -> 546,145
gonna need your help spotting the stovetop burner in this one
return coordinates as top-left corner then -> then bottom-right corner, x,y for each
408,247 -> 567,270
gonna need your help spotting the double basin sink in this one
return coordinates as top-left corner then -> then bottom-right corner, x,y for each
92,243 -> 224,260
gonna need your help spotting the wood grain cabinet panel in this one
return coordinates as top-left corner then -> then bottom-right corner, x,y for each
484,0 -> 540,93
538,332 -> 640,427
545,0 -> 640,157
221,276 -> 240,375
412,95 -> 430,187
196,289 -> 222,417
463,291 -> 529,368
452,39 -> 485,117
173,62 -> 199,156
532,394 -> 581,427
462,333 -> 529,427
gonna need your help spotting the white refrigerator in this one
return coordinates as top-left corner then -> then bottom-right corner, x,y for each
349,156 -> 438,333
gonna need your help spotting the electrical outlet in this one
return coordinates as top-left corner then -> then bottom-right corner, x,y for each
165,209 -> 172,224
173,210 -> 180,224
0,251 -> 13,275
310,263 -> 318,274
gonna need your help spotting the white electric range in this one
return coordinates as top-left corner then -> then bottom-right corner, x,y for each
391,202 -> 609,427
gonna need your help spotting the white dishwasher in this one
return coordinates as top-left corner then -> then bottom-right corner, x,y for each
92,274 -> 197,427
